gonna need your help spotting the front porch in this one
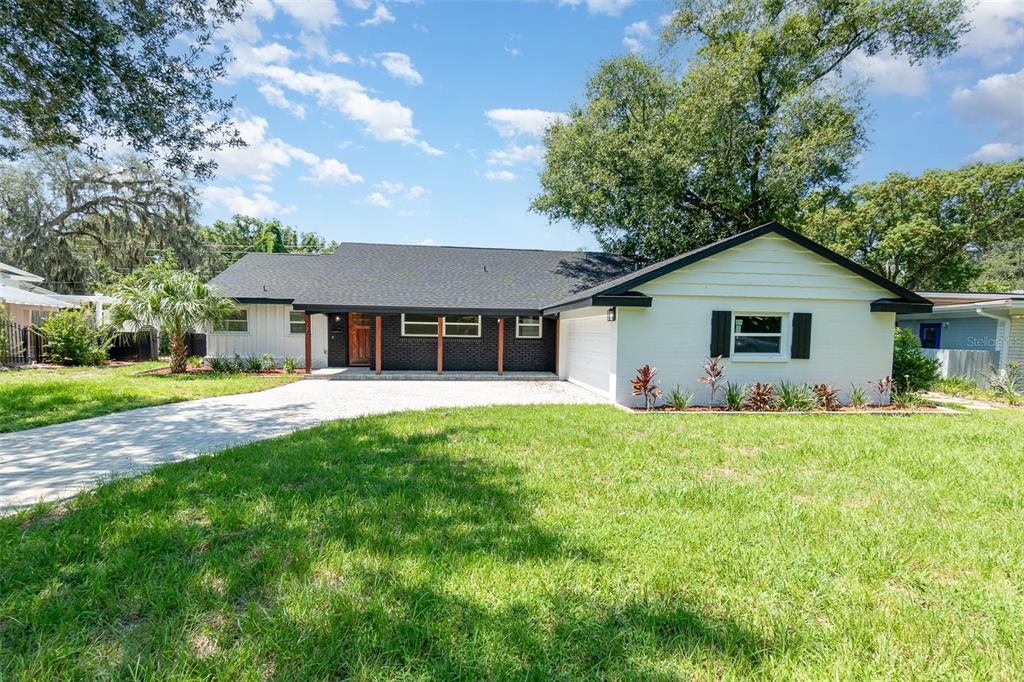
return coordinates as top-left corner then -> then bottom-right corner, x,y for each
300,311 -> 559,377
304,367 -> 559,381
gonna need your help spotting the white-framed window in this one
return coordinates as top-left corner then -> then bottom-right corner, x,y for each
516,316 -> 543,338
400,313 -> 482,338
288,309 -> 305,334
401,313 -> 439,337
732,314 -> 785,357
444,314 -> 481,338
214,309 -> 248,333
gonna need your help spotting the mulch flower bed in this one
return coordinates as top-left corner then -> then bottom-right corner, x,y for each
632,404 -> 952,414
139,366 -> 295,376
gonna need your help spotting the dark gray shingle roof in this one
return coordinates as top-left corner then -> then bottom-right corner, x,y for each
208,242 -> 636,313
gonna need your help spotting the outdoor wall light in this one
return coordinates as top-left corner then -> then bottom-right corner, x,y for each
607,307 -> 616,322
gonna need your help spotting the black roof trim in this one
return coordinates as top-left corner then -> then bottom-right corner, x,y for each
293,303 -> 548,317
871,299 -> 933,314
546,222 -> 931,310
235,297 -> 295,304
544,292 -> 653,315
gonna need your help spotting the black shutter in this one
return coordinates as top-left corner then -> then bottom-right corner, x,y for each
791,313 -> 812,359
710,310 -> 732,357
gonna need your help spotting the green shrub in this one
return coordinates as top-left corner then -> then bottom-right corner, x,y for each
773,382 -> 815,411
260,353 -> 275,371
892,327 -> 940,392
891,388 -> 924,410
187,355 -> 203,369
723,382 -> 746,411
282,357 -> 299,375
849,385 -> 868,409
987,362 -> 1023,405
934,375 -> 981,398
208,355 -> 240,373
243,354 -> 265,372
37,309 -> 112,366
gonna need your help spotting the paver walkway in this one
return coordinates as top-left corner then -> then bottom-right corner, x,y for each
0,380 -> 603,512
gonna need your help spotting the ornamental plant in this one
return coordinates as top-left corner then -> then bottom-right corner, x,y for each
813,384 -> 841,411
37,309 -> 114,366
698,356 -> 726,407
892,327 -> 940,392
631,364 -> 663,410
744,383 -> 774,412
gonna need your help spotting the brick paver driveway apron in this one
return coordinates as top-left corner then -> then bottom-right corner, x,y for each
0,380 -> 602,513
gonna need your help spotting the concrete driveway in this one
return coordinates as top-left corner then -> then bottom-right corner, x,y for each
0,380 -> 603,513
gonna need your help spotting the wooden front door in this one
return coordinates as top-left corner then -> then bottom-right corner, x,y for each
348,313 -> 371,365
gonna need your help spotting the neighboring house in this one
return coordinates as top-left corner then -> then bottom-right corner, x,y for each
207,223 -> 930,405
0,261 -> 115,327
0,261 -> 74,327
897,291 -> 1024,380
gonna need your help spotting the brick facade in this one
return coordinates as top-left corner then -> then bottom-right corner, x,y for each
358,313 -> 555,372
327,313 -> 348,366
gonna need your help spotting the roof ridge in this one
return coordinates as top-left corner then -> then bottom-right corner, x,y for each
332,241 -> 623,258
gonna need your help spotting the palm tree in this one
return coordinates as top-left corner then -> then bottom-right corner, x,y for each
113,271 -> 237,373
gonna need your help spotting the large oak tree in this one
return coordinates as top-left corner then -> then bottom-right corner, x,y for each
532,0 -> 969,263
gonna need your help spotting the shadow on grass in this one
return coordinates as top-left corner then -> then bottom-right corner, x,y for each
1,415 -> 768,678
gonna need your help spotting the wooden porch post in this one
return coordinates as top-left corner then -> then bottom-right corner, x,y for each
436,315 -> 444,375
375,314 -> 382,375
303,313 -> 312,375
497,318 -> 504,375
553,317 -> 560,376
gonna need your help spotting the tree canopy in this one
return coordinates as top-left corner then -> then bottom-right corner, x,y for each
802,160 -> 1024,291
0,0 -> 243,178
533,0 -> 969,263
0,150 -> 205,294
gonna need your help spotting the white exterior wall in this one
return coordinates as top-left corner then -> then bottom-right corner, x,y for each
559,307 -> 617,398
205,304 -> 328,368
613,234 -> 897,406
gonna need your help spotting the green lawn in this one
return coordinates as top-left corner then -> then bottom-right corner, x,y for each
0,362 -> 298,432
2,406 -> 1022,680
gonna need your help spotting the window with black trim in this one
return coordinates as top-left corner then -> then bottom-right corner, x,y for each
289,310 -> 305,334
214,309 -> 248,333
732,315 -> 783,355
516,316 -> 542,338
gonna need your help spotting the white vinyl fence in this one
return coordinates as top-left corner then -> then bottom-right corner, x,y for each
921,348 -> 999,386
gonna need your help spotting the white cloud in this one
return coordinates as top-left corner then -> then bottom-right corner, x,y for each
258,84 -> 306,118
418,238 -> 435,245
961,1 -> 1024,65
965,141 -> 1024,163
952,69 -> 1024,130
559,0 -> 634,16
298,32 -> 329,58
275,0 -> 338,31
623,37 -> 642,54
487,144 -> 543,167
360,4 -> 395,27
953,69 -> 1024,164
201,186 -> 295,217
376,180 -> 405,193
347,0 -> 372,9
624,20 -> 650,37
405,185 -> 427,200
331,51 -> 352,64
845,50 -> 929,96
229,42 -> 296,78
365,191 -> 391,207
377,52 -> 423,85
306,158 -> 364,185
239,63 -> 442,155
483,170 -> 517,181
209,115 -> 363,186
218,0 -> 275,43
485,108 -> 568,137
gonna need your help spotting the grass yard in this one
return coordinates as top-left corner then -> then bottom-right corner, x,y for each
2,406 -> 1022,680
0,362 -> 298,432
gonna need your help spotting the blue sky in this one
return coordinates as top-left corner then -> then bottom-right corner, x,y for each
202,0 -> 1024,251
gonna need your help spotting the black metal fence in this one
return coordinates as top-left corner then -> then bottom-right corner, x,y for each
1,319 -> 44,365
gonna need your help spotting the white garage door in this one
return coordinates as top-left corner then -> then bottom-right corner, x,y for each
563,314 -> 613,397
